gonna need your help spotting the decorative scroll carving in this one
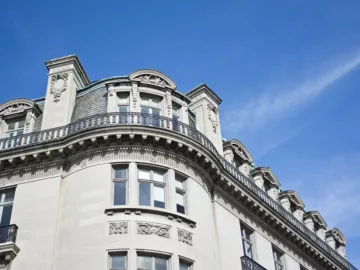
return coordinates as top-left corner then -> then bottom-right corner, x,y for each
207,104 -> 218,133
0,104 -> 31,116
132,84 -> 138,109
109,222 -> 129,235
134,74 -> 170,87
178,228 -> 193,245
50,72 -> 69,102
137,222 -> 171,238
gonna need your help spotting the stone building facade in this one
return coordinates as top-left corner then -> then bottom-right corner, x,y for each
0,55 -> 356,270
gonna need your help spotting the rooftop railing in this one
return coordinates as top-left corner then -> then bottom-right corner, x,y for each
241,256 -> 267,270
0,112 -> 356,270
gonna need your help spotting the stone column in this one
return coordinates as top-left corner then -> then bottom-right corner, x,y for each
337,245 -> 346,258
293,208 -> 304,221
304,217 -> 314,232
267,187 -> 278,201
253,175 -> 265,191
280,197 -> 291,212
326,234 -> 336,249
128,162 -> 138,206
316,228 -> 326,241
107,84 -> 117,113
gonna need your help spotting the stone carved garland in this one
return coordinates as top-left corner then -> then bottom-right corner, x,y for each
109,222 -> 129,235
137,222 -> 171,238
50,72 -> 69,102
0,104 -> 31,116
178,228 -> 193,245
134,74 -> 170,87
207,104 -> 218,133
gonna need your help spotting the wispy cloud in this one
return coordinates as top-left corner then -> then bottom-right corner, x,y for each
223,52 -> 360,134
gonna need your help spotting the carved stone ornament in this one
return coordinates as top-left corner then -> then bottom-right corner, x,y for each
109,222 -> 129,235
50,72 -> 69,102
0,104 -> 31,116
178,228 -> 193,245
207,104 -> 218,133
134,74 -> 170,87
132,85 -> 138,109
137,222 -> 171,238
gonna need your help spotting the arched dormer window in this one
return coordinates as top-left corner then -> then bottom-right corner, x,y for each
129,69 -> 176,90
223,139 -> 254,176
0,99 -> 42,138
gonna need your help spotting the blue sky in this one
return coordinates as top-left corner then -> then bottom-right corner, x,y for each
1,0 -> 360,266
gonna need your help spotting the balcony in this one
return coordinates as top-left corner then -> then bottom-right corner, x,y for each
0,225 -> 20,262
241,256 -> 267,270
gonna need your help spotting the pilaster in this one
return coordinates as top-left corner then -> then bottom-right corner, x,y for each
280,197 -> 291,212
304,217 -> 314,231
326,235 -> 336,249
128,162 -> 138,205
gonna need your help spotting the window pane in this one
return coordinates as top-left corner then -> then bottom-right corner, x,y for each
176,192 -> 185,214
152,99 -> 160,107
138,256 -> 151,270
244,241 -> 253,258
153,171 -> 164,183
139,169 -> 150,180
141,107 -> 150,114
114,182 -> 126,205
4,190 -> 15,204
175,179 -> 184,189
111,255 -> 126,269
0,205 -> 12,226
152,109 -> 160,126
155,257 -> 167,270
180,262 -> 190,270
139,182 -> 151,206
17,130 -> 24,136
154,186 -> 165,208
119,106 -> 128,113
7,122 -> 16,131
18,120 -> 25,128
114,168 -> 127,179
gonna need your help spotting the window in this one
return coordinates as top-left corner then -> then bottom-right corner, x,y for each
175,174 -> 186,214
272,246 -> 285,270
138,168 -> 166,208
118,93 -> 130,123
172,103 -> 180,131
241,223 -> 254,259
0,189 -> 15,226
188,111 -> 196,129
179,259 -> 193,270
140,95 -> 162,126
5,118 -> 25,137
138,254 -> 168,270
113,166 -> 128,205
109,253 -> 127,270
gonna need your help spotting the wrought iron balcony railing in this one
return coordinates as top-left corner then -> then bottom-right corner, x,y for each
241,256 -> 267,270
0,112 -> 356,270
0,225 -> 18,243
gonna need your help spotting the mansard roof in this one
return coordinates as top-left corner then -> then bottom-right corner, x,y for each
304,211 -> 327,228
129,69 -> 177,90
0,98 -> 42,118
326,227 -> 347,246
278,190 -> 305,209
223,139 -> 253,163
250,167 -> 281,187
186,84 -> 222,105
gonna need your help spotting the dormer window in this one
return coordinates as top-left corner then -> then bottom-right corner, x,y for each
278,190 -> 305,221
5,118 -> 25,137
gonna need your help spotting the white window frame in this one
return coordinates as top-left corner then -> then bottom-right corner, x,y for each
175,174 -> 187,214
240,223 -> 254,259
108,251 -> 128,270
112,165 -> 128,206
138,167 -> 167,209
0,189 -> 15,226
179,256 -> 194,270
137,252 -> 170,270
272,246 -> 285,270
5,118 -> 25,138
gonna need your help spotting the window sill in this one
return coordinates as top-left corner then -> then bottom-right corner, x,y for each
105,206 -> 196,228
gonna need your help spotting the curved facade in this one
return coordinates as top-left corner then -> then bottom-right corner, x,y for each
0,55 -> 356,270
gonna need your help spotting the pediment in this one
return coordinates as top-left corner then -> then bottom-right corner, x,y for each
279,190 -> 305,209
129,69 -> 176,89
304,211 -> 327,228
326,227 -> 346,245
223,139 -> 253,163
0,99 -> 40,117
251,167 -> 280,187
